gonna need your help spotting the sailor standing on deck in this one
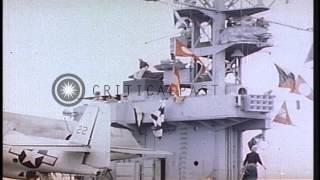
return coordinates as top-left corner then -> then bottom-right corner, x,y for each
242,146 -> 266,180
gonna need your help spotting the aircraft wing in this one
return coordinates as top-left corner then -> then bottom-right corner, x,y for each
3,131 -> 90,152
111,146 -> 172,157
3,143 -> 90,152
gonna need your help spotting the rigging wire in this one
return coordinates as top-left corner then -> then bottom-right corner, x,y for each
266,20 -> 313,32
144,32 -> 181,44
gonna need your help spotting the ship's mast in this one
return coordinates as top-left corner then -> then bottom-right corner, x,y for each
169,0 -> 272,95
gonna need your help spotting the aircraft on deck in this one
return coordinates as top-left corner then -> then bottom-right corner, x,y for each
3,103 -> 171,180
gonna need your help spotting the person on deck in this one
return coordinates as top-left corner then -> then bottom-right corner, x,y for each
242,146 -> 266,180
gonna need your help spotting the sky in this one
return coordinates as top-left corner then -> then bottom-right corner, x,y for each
3,0 -> 313,178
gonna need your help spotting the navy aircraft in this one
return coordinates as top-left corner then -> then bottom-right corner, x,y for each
3,103 -> 171,179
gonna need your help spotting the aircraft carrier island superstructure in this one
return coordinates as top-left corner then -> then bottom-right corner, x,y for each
77,1 -> 275,180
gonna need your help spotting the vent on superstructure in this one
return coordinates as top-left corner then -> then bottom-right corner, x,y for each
241,94 -> 275,112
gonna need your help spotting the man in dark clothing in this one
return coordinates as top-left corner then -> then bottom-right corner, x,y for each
242,146 -> 266,180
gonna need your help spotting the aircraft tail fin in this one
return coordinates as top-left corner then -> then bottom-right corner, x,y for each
70,104 -> 111,168
69,106 -> 99,145
81,104 -> 111,168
